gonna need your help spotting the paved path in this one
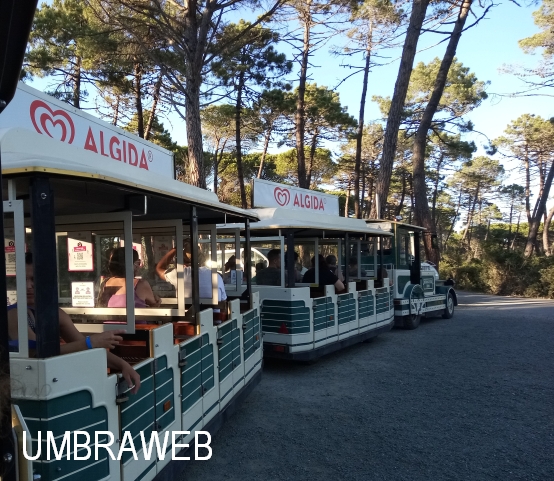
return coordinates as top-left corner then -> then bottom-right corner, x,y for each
182,292 -> 554,481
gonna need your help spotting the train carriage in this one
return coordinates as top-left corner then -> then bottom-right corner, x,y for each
365,220 -> 458,329
1,84 -> 262,481
216,179 -> 395,361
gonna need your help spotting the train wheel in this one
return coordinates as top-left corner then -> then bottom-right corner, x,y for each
404,284 -> 424,329
442,292 -> 455,319
403,312 -> 421,330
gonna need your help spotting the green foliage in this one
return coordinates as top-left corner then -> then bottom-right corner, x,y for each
373,57 -> 488,133
274,148 -> 336,188
519,0 -> 554,59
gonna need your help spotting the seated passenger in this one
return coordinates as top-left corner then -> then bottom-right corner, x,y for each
155,239 -> 227,305
97,247 -> 160,308
348,257 -> 367,278
255,249 -> 282,286
325,254 -> 344,282
8,253 -> 141,393
285,252 -> 302,283
379,266 -> 392,286
302,254 -> 345,292
221,255 -> 237,284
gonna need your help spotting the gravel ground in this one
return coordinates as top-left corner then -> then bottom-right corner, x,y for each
182,292 -> 554,481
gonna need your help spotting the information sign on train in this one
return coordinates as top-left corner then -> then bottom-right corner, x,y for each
0,83 -> 175,178
253,178 -> 339,216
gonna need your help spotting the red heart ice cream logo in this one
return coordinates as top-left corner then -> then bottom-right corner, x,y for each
30,100 -> 76,144
274,187 -> 290,206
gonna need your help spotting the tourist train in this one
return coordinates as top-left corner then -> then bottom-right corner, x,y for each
1,84 -> 456,481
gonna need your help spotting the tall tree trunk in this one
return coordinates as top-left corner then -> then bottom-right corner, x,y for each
431,156 -> 443,224
444,188 -> 463,249
296,2 -> 312,188
354,29 -> 372,218
345,177 -> 351,217
511,212 -> 521,250
73,56 -> 82,109
412,0 -> 472,267
365,160 -> 375,217
370,0 -> 430,218
396,172 -> 406,217
235,71 -> 248,208
307,134 -> 317,188
144,72 -> 163,141
361,163 -> 366,217
257,129 -> 272,178
134,62 -> 144,138
524,146 -> 531,224
215,139 -> 227,196
212,139 -> 221,194
525,159 -> 554,256
184,69 -> 206,188
543,205 -> 554,256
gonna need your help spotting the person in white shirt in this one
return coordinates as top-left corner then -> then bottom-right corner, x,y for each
155,240 -> 227,306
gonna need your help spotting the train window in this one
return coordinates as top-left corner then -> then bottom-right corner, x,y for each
250,240 -> 283,286
360,239 -> 376,278
396,228 -> 414,270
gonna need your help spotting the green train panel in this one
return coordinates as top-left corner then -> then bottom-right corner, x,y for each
11,299 -> 263,481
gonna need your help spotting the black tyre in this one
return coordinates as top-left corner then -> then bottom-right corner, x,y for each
404,284 -> 424,329
442,292 -> 455,319
403,313 -> 421,330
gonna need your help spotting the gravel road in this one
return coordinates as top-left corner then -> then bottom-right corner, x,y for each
182,292 -> 554,481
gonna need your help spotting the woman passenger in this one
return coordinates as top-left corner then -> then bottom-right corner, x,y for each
98,247 -> 160,308
7,253 -> 141,393
302,254 -> 345,292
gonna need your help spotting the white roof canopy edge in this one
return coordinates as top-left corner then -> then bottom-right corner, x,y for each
219,207 -> 392,236
0,128 -> 257,220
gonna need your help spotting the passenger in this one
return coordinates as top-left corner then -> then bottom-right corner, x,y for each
348,257 -> 367,278
7,253 -> 141,393
221,255 -> 237,284
254,249 -> 282,286
302,254 -> 345,292
155,239 -> 227,305
285,252 -> 302,283
377,266 -> 392,286
295,252 -> 308,277
97,247 -> 161,308
325,254 -> 344,282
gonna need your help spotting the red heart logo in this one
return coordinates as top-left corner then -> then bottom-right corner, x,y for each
30,100 -> 76,144
274,187 -> 290,206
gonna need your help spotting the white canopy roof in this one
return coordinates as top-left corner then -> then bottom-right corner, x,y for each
219,207 -> 391,236
0,128 -> 257,220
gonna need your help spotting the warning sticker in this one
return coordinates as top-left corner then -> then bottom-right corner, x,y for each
5,228 -> 16,277
68,232 -> 94,271
153,235 -> 172,264
71,281 -> 95,307
7,290 -> 17,306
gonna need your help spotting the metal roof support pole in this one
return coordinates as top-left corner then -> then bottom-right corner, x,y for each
378,237 -> 384,282
1,2 -> 42,477
410,231 -> 421,285
285,230 -> 295,289
30,175 -> 60,358
245,219 -> 252,309
0,152 -> 15,481
189,205 -> 200,324
344,232 -> 350,287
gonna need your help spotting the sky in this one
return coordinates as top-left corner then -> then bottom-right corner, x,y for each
29,1 -> 550,191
